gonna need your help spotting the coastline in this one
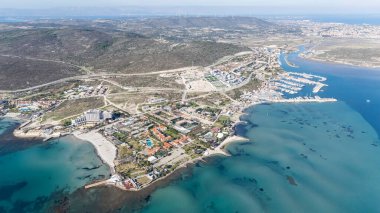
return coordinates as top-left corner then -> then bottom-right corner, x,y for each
2,114 -> 46,140
82,98 -> 337,192
2,112 -> 20,118
67,129 -> 253,212
1,113 -> 27,122
73,130 -> 117,174
3,53 -> 338,195
299,54 -> 380,70
114,134 -> 250,193
205,135 -> 250,157
284,54 -> 299,68
5,96 -> 336,194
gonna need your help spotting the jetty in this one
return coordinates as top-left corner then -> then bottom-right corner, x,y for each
313,83 -> 326,93
272,96 -> 337,103
85,180 -> 108,189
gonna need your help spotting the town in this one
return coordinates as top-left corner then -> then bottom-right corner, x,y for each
0,46 -> 336,191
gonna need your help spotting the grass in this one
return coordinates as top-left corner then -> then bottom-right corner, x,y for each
116,162 -> 138,177
43,97 -> 104,121
215,115 -> 231,127
136,176 -> 152,185
192,92 -> 231,108
117,145 -> 133,158
164,127 -> 180,139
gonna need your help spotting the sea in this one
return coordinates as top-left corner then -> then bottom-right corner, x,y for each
1,48 -> 380,212
306,15 -> 380,25
134,49 -> 380,212
265,15 -> 380,25
0,118 -> 110,212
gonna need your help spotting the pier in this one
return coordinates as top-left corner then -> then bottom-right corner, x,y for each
84,180 -> 107,189
272,96 -> 337,103
313,83 -> 326,93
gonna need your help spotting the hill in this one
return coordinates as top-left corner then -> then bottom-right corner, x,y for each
126,16 -> 274,29
0,16 -> 292,90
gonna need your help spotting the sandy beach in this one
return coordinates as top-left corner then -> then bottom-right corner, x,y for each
205,135 -> 250,156
71,134 -> 252,211
73,131 -> 117,173
118,135 -> 249,192
2,112 -> 22,118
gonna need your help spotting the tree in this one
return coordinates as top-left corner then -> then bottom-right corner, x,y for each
62,120 -> 72,127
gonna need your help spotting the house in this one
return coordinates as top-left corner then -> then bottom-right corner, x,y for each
123,179 -> 137,190
203,132 -> 214,141
163,142 -> 172,150
144,147 -> 160,156
171,135 -> 189,146
211,127 -> 220,133
152,126 -> 172,142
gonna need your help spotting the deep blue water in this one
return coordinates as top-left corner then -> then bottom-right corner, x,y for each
140,102 -> 380,212
134,49 -> 380,212
308,15 -> 380,25
280,48 -> 380,136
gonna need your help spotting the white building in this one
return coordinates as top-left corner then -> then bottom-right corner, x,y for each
85,109 -> 103,123
71,109 -> 113,126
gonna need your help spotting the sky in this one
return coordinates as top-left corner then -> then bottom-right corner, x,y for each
0,0 -> 379,14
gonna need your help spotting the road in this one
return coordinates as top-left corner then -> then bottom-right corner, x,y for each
0,64 -> 199,93
181,75 -> 188,103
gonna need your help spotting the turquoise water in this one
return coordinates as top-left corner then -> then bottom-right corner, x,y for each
147,139 -> 153,147
1,46 -> 380,212
134,50 -> 380,212
0,118 -> 18,135
139,102 -> 380,212
0,119 -> 110,212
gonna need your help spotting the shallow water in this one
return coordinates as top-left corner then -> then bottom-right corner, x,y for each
280,48 -> 380,135
135,50 -> 380,212
0,120 -> 110,212
0,118 -> 18,136
1,46 -> 380,212
140,102 -> 380,212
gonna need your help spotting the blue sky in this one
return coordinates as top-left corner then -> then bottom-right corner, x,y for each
0,0 -> 379,14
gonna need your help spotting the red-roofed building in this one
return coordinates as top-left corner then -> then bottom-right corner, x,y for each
163,142 -> 173,150
145,147 -> 160,156
123,179 -> 137,190
152,126 -> 172,142
211,127 -> 220,133
172,135 -> 189,146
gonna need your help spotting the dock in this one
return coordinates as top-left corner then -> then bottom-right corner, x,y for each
272,97 -> 337,103
84,180 -> 107,189
312,83 -> 327,93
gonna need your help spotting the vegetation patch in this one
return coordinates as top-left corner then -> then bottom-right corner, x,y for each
43,97 -> 104,121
